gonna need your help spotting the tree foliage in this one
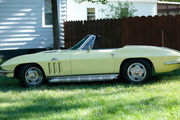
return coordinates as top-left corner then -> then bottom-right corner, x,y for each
101,2 -> 137,19
75,0 -> 108,4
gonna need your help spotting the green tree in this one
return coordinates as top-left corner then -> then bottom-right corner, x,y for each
101,2 -> 137,19
75,0 -> 108,4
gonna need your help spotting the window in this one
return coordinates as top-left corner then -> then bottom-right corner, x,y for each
44,0 -> 52,26
87,8 -> 95,20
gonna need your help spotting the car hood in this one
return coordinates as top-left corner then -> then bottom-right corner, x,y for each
0,49 -> 71,70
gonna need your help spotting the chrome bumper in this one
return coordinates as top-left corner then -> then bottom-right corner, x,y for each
0,70 -> 12,76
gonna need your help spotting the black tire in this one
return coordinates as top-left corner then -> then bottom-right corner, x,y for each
121,59 -> 152,84
19,65 -> 45,87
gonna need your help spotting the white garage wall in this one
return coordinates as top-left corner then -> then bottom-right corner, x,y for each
133,2 -> 157,16
66,0 -> 157,21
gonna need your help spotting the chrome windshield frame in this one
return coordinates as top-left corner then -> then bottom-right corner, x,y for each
78,35 -> 96,50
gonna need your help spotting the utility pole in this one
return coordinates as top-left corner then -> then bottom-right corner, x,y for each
51,0 -> 60,49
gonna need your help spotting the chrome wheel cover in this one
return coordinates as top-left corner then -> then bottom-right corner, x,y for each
25,67 -> 43,86
127,63 -> 147,82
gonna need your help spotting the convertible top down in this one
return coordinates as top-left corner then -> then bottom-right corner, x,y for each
0,34 -> 180,87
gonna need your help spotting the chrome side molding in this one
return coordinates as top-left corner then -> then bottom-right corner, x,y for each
165,58 -> 180,65
48,74 -> 119,83
165,61 -> 180,65
0,70 -> 12,76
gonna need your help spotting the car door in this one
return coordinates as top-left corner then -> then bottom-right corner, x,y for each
46,50 -> 71,76
70,49 -> 117,75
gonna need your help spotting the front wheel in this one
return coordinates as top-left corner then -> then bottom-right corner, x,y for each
19,65 -> 45,87
121,60 -> 152,84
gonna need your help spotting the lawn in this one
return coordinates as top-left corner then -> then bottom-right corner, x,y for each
0,70 -> 179,120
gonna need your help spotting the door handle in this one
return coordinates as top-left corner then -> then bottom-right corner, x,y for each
51,57 -> 58,61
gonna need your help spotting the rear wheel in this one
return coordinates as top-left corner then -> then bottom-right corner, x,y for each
19,65 -> 45,87
121,60 -> 152,84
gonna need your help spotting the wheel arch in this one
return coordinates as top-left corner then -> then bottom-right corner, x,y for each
14,63 -> 45,79
120,58 -> 154,74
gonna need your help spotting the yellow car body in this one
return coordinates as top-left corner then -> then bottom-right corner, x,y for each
0,34 -> 180,87
1,46 -> 180,77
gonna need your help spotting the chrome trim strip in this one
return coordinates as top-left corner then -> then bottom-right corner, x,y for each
165,61 -> 180,65
48,74 -> 119,83
0,70 -> 12,73
0,70 -> 13,76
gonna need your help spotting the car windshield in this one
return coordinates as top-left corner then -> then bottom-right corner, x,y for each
70,35 -> 90,50
82,36 -> 95,50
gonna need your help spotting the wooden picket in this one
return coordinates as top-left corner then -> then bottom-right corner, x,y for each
64,15 -> 180,51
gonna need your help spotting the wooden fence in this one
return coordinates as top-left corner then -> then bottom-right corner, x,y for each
64,15 -> 180,50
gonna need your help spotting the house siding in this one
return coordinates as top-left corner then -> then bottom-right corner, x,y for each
0,0 -> 53,50
0,0 -> 157,51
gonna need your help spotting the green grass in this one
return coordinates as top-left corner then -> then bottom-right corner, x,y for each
0,70 -> 180,120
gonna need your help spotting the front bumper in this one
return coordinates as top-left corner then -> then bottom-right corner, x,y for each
0,70 -> 13,77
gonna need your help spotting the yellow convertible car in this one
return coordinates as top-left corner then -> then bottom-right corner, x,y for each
0,34 -> 180,87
